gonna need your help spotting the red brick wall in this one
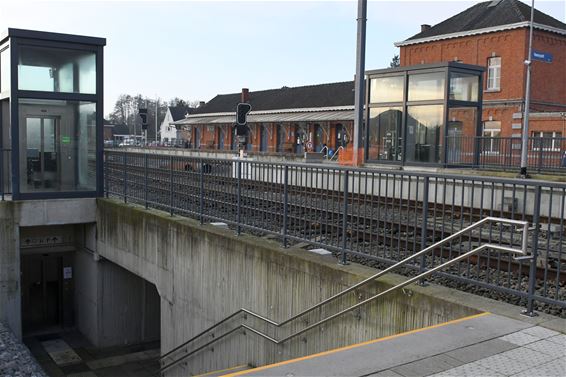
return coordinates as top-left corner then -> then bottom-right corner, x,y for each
400,28 -> 566,135
530,32 -> 566,109
401,29 -> 529,100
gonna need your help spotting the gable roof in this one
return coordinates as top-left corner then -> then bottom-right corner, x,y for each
397,0 -> 566,46
112,124 -> 130,135
192,81 -> 355,115
169,106 -> 193,121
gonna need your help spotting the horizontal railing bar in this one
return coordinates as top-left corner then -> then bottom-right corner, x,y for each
158,217 -> 528,369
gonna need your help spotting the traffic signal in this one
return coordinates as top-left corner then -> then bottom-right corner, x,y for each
139,108 -> 148,130
236,103 -> 252,125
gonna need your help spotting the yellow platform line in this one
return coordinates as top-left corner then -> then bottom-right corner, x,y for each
196,364 -> 249,377
223,311 -> 490,377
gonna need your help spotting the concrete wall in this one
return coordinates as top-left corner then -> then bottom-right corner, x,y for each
73,225 -> 160,348
0,198 -> 97,340
96,198 -> 480,376
0,203 -> 21,339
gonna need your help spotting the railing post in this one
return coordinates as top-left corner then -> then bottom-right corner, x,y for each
123,151 -> 127,203
282,165 -> 289,248
473,137 -> 480,167
524,185 -> 541,317
538,138 -> 543,173
340,170 -> 349,265
144,153 -> 148,209
419,176 -> 430,285
199,159 -> 204,225
169,155 -> 174,216
237,160 -> 242,235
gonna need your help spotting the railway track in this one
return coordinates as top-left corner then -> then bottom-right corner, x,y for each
104,158 -> 566,315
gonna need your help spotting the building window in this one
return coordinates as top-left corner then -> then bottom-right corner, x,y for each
482,121 -> 501,154
486,57 -> 501,91
532,131 -> 562,152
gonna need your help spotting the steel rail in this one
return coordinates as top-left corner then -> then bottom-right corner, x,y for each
160,217 -> 529,373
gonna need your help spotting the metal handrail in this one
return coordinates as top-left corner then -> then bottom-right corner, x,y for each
329,145 -> 344,161
160,217 -> 529,373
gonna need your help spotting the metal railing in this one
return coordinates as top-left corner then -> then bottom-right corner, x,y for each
447,136 -> 566,172
104,151 -> 566,316
159,217 -> 529,374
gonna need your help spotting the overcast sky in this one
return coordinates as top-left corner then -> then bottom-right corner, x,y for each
1,0 -> 564,116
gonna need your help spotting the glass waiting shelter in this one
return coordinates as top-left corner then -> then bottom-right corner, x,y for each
365,62 -> 483,166
0,29 -> 105,199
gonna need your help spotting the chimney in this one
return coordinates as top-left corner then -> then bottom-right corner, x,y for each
421,24 -> 431,32
241,88 -> 249,103
198,101 -> 205,108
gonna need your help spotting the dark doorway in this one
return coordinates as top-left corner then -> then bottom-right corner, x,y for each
314,124 -> 324,152
260,125 -> 268,152
276,125 -> 284,152
218,127 -> 225,150
194,127 -> 201,149
295,125 -> 305,155
21,253 -> 73,335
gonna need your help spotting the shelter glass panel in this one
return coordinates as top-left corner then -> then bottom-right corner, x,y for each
0,47 -> 9,93
19,99 -> 96,193
18,46 -> 96,94
408,72 -> 445,101
446,107 -> 477,164
369,76 -> 404,103
449,73 -> 479,102
368,107 -> 403,161
405,105 -> 443,164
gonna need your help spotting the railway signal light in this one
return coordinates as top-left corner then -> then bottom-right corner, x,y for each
139,108 -> 148,130
236,103 -> 252,125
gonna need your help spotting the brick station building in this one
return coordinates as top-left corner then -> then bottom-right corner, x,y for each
396,0 -> 566,140
172,83 -> 355,155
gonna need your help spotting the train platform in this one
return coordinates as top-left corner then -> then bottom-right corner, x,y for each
225,312 -> 566,377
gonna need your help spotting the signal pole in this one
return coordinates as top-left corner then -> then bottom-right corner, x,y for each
519,0 -> 535,178
352,0 -> 367,166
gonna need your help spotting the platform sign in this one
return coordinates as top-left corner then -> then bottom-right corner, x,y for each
532,50 -> 553,63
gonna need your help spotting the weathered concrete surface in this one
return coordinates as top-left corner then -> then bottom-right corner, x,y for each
73,245 -> 161,348
0,203 -> 20,339
0,198 -> 97,340
96,199 -> 481,376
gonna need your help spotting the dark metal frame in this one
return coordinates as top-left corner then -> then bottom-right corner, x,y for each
365,62 -> 484,167
105,150 -> 566,315
0,28 -> 105,200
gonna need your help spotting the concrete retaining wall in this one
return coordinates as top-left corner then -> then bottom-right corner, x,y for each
0,198 -> 97,340
96,199 -> 480,376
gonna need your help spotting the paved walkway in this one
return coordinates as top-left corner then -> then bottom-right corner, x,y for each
226,313 -> 565,377
24,330 -> 159,377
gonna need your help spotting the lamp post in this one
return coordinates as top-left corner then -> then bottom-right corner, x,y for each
352,0 -> 367,166
155,96 -> 159,145
519,0 -> 535,178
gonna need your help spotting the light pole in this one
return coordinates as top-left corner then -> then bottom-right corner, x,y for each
519,0 -> 535,178
155,96 -> 159,145
352,0 -> 367,166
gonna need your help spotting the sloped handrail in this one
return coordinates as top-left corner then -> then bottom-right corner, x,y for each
160,217 -> 529,374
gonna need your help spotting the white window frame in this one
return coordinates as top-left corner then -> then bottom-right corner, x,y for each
486,57 -> 501,91
482,121 -> 501,155
531,131 -> 562,152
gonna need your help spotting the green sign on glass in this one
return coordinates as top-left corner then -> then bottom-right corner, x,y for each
61,136 -> 71,144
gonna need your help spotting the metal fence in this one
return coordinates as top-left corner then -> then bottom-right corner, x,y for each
105,150 -> 566,314
447,136 -> 566,172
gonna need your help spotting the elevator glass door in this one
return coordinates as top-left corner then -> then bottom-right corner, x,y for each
25,116 -> 60,191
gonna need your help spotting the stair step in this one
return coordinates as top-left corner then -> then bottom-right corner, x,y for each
195,364 -> 252,377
